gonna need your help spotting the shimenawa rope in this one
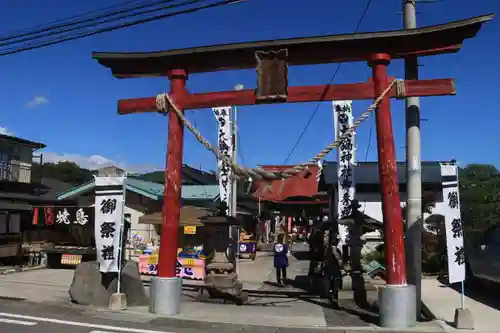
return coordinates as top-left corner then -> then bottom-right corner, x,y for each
156,79 -> 401,181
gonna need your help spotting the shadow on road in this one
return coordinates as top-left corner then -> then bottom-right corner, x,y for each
439,275 -> 500,310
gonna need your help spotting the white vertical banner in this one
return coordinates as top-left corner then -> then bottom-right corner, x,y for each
213,106 -> 233,215
94,176 -> 126,273
440,163 -> 465,284
333,101 -> 356,229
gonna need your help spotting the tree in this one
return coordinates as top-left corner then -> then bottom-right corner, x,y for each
459,164 -> 500,231
33,161 -> 94,185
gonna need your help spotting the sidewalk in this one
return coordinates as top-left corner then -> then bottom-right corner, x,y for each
0,251 -> 446,332
0,268 -> 71,303
422,277 -> 500,332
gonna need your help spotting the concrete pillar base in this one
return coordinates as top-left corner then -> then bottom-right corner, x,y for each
109,292 -> 127,311
378,284 -> 417,328
149,277 -> 182,315
454,308 -> 474,330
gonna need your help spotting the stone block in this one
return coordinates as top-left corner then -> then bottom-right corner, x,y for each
69,261 -> 109,306
454,308 -> 474,330
106,260 -> 148,306
109,292 -> 127,311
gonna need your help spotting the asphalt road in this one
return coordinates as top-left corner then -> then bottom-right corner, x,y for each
0,312 -> 173,333
0,298 -> 328,333
0,300 -> 177,333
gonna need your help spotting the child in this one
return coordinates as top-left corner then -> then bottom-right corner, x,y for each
273,234 -> 289,286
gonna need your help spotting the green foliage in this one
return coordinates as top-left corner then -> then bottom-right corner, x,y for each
362,245 -> 384,264
135,171 -> 164,184
34,162 -> 161,185
33,162 -> 94,185
459,164 -> 500,231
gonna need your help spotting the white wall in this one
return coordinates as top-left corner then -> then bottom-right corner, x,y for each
355,190 -> 445,224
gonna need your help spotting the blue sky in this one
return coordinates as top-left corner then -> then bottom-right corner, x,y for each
0,0 -> 498,173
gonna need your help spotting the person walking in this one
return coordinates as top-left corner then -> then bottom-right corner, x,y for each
273,234 -> 289,286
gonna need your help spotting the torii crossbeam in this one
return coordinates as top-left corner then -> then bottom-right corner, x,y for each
92,13 -> 492,320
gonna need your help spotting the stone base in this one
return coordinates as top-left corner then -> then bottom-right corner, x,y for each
69,261 -> 109,307
341,274 -> 352,290
109,292 -> 127,311
454,308 -> 474,330
149,277 -> 182,315
68,260 -> 148,307
378,284 -> 417,328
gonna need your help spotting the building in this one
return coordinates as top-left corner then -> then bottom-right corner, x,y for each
0,133 -> 77,259
56,166 -> 220,243
322,161 -> 452,253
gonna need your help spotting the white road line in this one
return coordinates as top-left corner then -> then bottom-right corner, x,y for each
0,318 -> 38,326
0,312 -> 172,333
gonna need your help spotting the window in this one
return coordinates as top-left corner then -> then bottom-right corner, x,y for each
0,150 -> 10,164
9,214 -> 20,233
0,214 -> 6,234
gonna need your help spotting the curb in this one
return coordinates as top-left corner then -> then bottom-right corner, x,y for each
0,265 -> 46,275
92,308 -> 447,333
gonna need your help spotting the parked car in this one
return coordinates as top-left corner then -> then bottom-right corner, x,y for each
466,223 -> 500,283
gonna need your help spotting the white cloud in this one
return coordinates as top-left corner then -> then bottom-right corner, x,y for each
41,152 -> 162,174
24,96 -> 48,109
0,127 -> 13,136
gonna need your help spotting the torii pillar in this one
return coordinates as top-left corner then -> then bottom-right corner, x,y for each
154,69 -> 188,314
369,54 -> 415,328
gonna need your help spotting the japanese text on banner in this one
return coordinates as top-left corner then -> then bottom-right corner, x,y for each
440,163 -> 465,284
333,101 -> 356,221
94,176 -> 126,273
212,106 -> 233,215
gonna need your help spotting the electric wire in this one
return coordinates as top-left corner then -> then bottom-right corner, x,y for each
0,0 -> 151,41
0,0 -> 185,47
0,0 -> 244,57
282,0 -> 374,164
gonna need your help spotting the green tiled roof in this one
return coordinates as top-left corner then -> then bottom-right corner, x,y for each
56,177 -> 220,201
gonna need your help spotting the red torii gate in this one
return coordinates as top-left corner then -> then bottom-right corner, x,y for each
92,13 -> 492,320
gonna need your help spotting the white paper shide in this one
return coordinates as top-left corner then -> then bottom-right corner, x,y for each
333,101 -> 356,245
440,163 -> 466,284
94,176 -> 126,273
212,106 -> 233,215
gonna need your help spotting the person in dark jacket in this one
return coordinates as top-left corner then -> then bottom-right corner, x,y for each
274,234 -> 289,286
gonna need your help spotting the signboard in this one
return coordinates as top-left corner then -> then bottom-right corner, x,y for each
440,163 -> 466,284
183,226 -> 196,235
138,254 -> 205,280
212,106 -> 233,215
333,100 -> 356,246
94,176 -> 126,273
32,207 -> 94,227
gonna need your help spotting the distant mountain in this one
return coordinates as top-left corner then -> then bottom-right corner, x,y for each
34,161 -> 217,186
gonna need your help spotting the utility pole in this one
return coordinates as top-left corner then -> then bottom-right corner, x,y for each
231,84 -> 244,275
403,0 -> 422,318
232,104 -> 238,218
231,84 -> 244,219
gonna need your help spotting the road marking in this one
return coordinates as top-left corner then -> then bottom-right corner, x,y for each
0,312 -> 172,333
0,318 -> 38,326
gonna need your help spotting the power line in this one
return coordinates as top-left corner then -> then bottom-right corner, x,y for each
282,0 -> 374,164
0,0 -> 244,57
0,0 -> 183,47
0,0 -> 148,41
